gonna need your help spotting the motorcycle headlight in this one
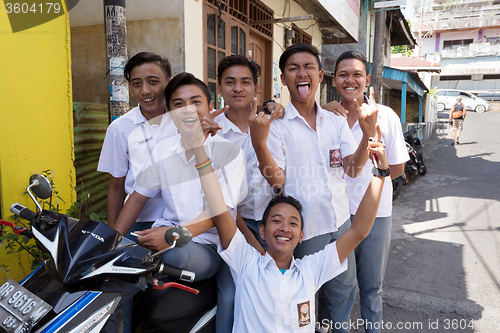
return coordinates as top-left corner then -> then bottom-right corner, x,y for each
68,297 -> 120,333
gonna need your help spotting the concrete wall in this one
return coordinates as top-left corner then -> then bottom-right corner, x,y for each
69,0 -> 185,105
183,0 -> 203,78
0,8 -> 76,283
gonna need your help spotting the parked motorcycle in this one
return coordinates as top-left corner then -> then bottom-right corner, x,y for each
0,174 -> 216,333
402,126 -> 427,185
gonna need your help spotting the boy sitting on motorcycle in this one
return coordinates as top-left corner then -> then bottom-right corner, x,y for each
113,72 -> 247,332
194,119 -> 389,333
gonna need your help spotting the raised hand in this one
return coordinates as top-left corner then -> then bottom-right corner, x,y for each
249,98 -> 282,149
201,105 -> 229,138
264,102 -> 286,119
356,87 -> 378,139
368,124 -> 388,170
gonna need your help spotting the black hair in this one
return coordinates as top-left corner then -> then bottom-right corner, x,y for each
261,196 -> 304,231
124,52 -> 172,82
334,50 -> 369,76
279,43 -> 322,73
164,72 -> 212,110
217,54 -> 261,85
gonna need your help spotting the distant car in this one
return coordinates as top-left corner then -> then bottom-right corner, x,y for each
436,89 -> 490,113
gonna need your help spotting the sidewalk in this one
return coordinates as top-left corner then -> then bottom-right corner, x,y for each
348,111 -> 500,332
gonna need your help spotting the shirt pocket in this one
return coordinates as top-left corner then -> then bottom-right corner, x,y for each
288,297 -> 314,330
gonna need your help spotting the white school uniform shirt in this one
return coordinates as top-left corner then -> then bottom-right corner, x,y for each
220,229 -> 347,333
97,106 -> 177,222
267,102 -> 357,241
344,102 -> 409,217
134,134 -> 247,245
215,113 -> 273,221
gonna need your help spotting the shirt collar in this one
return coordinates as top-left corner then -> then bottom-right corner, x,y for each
262,252 -> 300,272
285,101 -> 325,123
131,106 -> 168,126
218,113 -> 245,135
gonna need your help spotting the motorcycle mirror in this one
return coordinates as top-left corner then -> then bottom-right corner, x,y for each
164,226 -> 192,247
29,174 -> 52,199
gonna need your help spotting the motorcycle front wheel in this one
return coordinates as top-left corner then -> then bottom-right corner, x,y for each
392,176 -> 403,200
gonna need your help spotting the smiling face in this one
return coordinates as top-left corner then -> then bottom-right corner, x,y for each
280,51 -> 323,104
129,62 -> 170,120
333,58 -> 371,104
168,84 -> 213,136
259,203 -> 304,261
217,65 -> 258,112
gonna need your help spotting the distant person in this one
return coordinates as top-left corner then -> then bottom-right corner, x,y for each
449,96 -> 466,145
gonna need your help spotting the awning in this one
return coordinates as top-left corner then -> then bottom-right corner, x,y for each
382,66 -> 428,96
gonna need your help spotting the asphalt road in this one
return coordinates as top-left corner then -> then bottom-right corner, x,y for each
348,109 -> 500,332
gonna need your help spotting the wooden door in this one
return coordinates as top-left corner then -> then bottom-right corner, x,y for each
249,34 -> 266,106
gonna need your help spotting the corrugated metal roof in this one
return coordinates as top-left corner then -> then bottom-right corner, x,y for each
73,102 -> 109,219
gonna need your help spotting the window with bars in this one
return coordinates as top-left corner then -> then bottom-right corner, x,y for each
204,0 -> 273,108
291,23 -> 312,45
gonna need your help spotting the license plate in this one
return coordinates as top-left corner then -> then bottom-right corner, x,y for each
0,279 -> 52,333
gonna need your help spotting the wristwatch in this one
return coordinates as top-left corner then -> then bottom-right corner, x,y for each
372,166 -> 391,177
263,99 -> 276,115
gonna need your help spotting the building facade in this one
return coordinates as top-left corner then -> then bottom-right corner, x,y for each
69,0 -> 361,109
416,0 -> 500,99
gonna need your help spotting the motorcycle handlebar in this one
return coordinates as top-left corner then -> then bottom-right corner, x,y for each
10,203 -> 37,221
158,263 -> 195,283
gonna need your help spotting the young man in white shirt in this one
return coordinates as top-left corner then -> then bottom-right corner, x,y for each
98,52 -> 176,232
193,118 -> 390,333
250,43 -> 378,332
113,72 -> 247,333
212,54 -> 287,254
322,50 -> 409,333
97,52 -> 176,333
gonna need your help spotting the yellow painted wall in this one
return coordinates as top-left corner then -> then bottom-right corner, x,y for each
0,8 -> 75,283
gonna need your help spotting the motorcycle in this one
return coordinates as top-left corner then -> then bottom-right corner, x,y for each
0,174 -> 217,333
402,126 -> 427,185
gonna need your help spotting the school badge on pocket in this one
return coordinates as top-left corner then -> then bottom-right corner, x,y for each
297,300 -> 311,327
329,149 -> 342,168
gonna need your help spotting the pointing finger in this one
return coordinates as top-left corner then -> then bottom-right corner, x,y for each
210,105 -> 229,119
369,87 -> 376,107
375,123 -> 382,143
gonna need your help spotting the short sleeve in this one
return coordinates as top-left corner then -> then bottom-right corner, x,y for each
383,108 -> 409,166
299,241 -> 348,289
97,122 -> 129,177
266,121 -> 286,170
337,117 -> 357,159
219,229 -> 259,281
133,148 -> 162,198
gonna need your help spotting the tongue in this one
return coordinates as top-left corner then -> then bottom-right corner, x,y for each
298,85 -> 310,99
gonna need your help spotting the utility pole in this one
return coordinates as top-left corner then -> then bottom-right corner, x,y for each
372,9 -> 386,104
104,0 -> 128,123
418,0 -> 425,59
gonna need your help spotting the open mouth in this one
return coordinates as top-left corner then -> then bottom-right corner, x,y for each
343,87 -> 358,93
275,236 -> 291,242
297,82 -> 310,99
143,97 -> 155,103
183,117 -> 198,123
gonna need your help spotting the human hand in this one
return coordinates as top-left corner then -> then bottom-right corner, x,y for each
201,105 -> 229,138
357,87 -> 378,139
249,98 -> 281,149
136,227 -> 171,252
264,102 -> 286,118
322,100 -> 348,118
368,124 -> 388,170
